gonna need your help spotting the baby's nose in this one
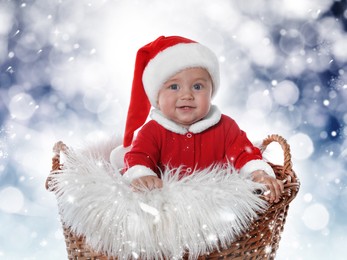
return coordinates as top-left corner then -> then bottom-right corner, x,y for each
180,87 -> 193,99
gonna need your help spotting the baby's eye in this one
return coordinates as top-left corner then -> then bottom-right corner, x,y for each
193,83 -> 203,90
169,84 -> 179,90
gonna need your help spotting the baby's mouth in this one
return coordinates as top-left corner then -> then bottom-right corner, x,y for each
177,106 -> 195,110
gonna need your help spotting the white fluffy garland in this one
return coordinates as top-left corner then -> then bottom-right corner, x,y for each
51,148 -> 268,259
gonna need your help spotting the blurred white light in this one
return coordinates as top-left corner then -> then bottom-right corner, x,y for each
83,88 -> 107,113
340,187 -> 347,213
7,223 -> 32,251
279,29 -> 305,55
272,80 -> 299,106
14,32 -> 43,63
328,91 -> 337,99
302,203 -> 329,230
80,62 -> 109,89
284,54 -> 307,76
313,85 -> 321,92
0,186 -> 25,213
97,99 -> 125,127
246,91 -> 273,118
0,1 -> 14,62
283,0 -> 311,17
303,193 -> 313,203
282,0 -> 331,19
235,20 -> 275,67
54,230 -> 64,240
8,93 -> 38,120
39,240 -> 48,247
288,133 -> 314,160
0,4 -> 13,35
343,113 -> 347,124
332,36 -> 347,62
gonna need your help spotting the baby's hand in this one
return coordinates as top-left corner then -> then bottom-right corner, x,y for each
131,176 -> 163,191
251,170 -> 284,203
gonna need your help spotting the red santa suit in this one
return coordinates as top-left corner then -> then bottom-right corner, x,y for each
107,36 -> 275,181
123,106 -> 274,181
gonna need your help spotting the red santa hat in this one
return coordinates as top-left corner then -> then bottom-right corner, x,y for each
123,35 -> 220,148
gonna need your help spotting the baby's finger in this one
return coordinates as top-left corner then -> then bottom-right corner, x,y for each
154,178 -> 163,189
279,179 -> 285,193
143,179 -> 156,190
273,180 -> 285,202
272,182 -> 279,201
131,181 -> 143,192
145,178 -> 162,190
264,185 -> 276,203
132,179 -> 149,191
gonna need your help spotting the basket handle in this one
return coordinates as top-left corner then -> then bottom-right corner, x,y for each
45,141 -> 68,190
260,134 -> 297,183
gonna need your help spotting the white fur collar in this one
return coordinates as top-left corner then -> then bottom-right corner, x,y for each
150,105 -> 222,134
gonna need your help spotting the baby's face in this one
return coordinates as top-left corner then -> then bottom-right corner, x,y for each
157,68 -> 213,128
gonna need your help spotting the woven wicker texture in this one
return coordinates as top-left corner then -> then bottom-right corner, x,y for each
46,134 -> 299,260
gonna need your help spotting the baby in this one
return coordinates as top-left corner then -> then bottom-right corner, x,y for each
111,36 -> 284,203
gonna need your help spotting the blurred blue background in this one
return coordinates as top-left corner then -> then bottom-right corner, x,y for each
0,0 -> 346,259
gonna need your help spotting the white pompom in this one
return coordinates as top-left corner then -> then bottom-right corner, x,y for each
109,145 -> 132,169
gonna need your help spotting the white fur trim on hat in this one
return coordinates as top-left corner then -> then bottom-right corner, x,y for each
142,42 -> 220,106
239,159 -> 275,177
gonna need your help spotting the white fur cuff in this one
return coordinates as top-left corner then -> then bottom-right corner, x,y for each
109,145 -> 132,169
239,159 -> 275,177
123,165 -> 157,182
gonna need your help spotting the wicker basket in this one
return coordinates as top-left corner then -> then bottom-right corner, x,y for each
46,134 -> 299,260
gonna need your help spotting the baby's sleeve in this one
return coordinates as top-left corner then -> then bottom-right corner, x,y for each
225,119 -> 275,177
123,122 -> 161,181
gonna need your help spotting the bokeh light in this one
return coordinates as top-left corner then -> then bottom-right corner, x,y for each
0,186 -> 24,213
302,203 -> 330,231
